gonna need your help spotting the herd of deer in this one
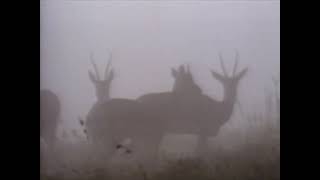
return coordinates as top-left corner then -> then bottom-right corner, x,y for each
41,51 -> 248,165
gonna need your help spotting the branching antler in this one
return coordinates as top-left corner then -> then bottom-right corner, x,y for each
213,50 -> 247,81
90,53 -> 101,81
104,51 -> 113,81
232,50 -> 239,76
218,52 -> 229,77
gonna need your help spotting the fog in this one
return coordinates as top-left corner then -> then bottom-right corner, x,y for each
41,0 -> 279,154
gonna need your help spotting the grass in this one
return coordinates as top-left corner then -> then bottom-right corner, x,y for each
41,89 -> 280,180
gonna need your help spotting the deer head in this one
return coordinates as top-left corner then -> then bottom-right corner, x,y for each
171,64 -> 202,95
88,52 -> 114,103
210,51 -> 248,105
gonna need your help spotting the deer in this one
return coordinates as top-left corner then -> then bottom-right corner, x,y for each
40,89 -> 61,148
184,51 -> 248,156
40,89 -> 61,174
81,52 -> 146,158
132,65 -> 203,164
82,62 -> 203,169
136,51 -> 248,157
80,52 -> 114,146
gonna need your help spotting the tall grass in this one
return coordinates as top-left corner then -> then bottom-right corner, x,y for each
41,84 -> 280,180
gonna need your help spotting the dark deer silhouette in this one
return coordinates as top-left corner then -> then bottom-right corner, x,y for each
136,52 -> 247,156
84,63 -> 203,167
132,65 -> 203,163
40,89 -> 61,148
83,51 -> 247,161
83,53 -> 114,145
182,51 -> 248,156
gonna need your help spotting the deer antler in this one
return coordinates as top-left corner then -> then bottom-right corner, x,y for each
219,52 -> 229,77
104,52 -> 113,81
90,53 -> 101,81
232,50 -> 239,76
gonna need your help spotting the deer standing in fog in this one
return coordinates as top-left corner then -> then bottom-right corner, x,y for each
132,65 -> 203,163
84,61 -> 202,167
40,89 -> 61,174
136,52 -> 248,157
82,53 -> 114,147
182,51 -> 248,156
83,50 -> 248,162
40,89 -> 61,148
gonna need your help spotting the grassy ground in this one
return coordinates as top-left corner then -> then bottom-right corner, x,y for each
41,92 -> 280,180
41,119 -> 279,180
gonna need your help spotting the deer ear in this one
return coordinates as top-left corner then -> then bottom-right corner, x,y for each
171,68 -> 178,78
235,68 -> 248,81
211,70 -> 225,82
89,71 -> 97,83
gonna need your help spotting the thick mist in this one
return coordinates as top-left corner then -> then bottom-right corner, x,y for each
41,0 -> 279,153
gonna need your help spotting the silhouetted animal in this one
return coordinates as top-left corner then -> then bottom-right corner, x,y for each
137,51 -> 248,157
170,52 -> 248,156
84,53 -> 114,145
85,64 -> 202,166
40,89 -> 61,148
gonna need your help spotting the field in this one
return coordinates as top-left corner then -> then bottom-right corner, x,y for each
41,94 -> 280,180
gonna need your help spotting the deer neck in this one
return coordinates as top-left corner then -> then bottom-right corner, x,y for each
97,95 -> 110,104
221,87 -> 237,116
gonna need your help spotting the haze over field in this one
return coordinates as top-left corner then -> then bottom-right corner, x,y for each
40,0 -> 279,154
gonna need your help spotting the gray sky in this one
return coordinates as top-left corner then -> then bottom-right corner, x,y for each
41,0 -> 279,136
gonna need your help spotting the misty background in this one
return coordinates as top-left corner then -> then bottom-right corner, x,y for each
40,0 -> 279,153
